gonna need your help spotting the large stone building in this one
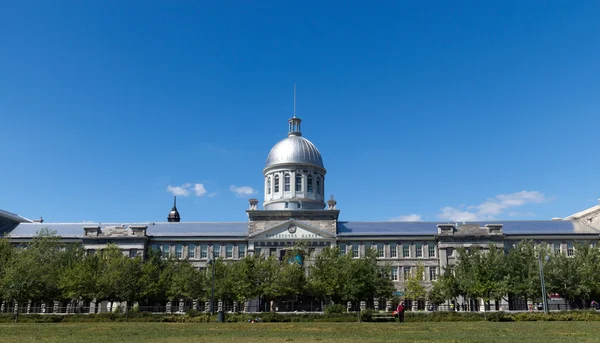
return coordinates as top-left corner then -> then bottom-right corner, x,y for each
2,115 -> 600,311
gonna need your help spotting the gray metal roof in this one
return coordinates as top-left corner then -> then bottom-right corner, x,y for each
337,220 -> 586,236
6,222 -> 248,238
146,222 -> 247,237
337,222 -> 438,236
5,220 -> 591,239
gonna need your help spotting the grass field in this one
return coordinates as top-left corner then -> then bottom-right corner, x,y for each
0,321 -> 598,343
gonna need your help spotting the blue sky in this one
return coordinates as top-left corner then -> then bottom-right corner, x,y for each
1,1 -> 599,223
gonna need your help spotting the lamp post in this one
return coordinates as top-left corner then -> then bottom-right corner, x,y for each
208,249 -> 215,316
538,253 -> 549,314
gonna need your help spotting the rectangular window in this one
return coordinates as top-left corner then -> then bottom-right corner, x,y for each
188,244 -> 196,259
554,243 -> 561,254
176,245 -> 183,259
163,244 -> 171,257
430,267 -> 438,281
428,244 -> 436,258
295,175 -> 302,192
416,244 -> 422,258
239,244 -> 246,258
267,178 -> 271,194
352,244 -> 359,258
274,176 -> 280,193
307,175 -> 313,192
255,248 -> 262,257
339,244 -> 347,255
316,178 -> 321,195
200,245 -> 208,259
213,245 -> 221,258
567,243 -> 574,257
403,244 -> 410,258
226,244 -> 233,259
285,202 -> 289,209
129,250 -> 137,258
377,244 -> 384,258
403,266 -> 411,280
390,244 -> 397,258
391,267 -> 399,281
284,174 -> 290,192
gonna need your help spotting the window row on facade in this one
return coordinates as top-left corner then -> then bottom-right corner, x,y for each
149,243 -> 247,260
390,266 -> 438,282
338,242 -> 437,259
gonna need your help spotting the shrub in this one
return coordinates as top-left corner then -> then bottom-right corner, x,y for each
324,304 -> 345,315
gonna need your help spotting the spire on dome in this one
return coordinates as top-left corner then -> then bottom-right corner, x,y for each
288,84 -> 302,136
167,196 -> 181,222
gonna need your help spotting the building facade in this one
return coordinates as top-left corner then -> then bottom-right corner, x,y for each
2,115 -> 600,311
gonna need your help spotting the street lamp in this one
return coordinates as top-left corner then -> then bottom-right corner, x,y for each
538,253 -> 549,314
208,249 -> 215,315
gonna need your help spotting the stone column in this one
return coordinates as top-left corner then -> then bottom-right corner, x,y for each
233,301 -> 238,313
360,301 -> 366,311
166,301 -> 172,314
179,300 -> 184,313
204,301 -> 210,313
53,300 -> 59,313
347,301 -> 352,313
41,302 -> 46,314
374,298 -> 379,311
27,301 -> 32,314
218,300 -> 223,312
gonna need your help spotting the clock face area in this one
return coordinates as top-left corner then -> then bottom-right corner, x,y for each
288,224 -> 297,234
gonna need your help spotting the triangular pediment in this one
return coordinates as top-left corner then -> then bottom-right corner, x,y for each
249,219 -> 335,240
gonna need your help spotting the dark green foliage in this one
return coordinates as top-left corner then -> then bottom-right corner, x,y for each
324,304 -> 346,315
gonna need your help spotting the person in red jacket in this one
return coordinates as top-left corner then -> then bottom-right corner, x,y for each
396,301 -> 405,323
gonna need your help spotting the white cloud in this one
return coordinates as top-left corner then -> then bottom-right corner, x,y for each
194,184 -> 207,196
166,183 -> 192,196
167,183 -> 212,197
438,190 -> 550,222
389,214 -> 422,222
229,185 -> 256,197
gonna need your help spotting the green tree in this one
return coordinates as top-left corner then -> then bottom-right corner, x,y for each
1,229 -> 63,322
96,245 -> 144,321
58,245 -> 101,311
404,263 -> 427,304
165,261 -> 205,304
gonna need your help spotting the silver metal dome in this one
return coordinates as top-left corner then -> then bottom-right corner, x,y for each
265,135 -> 324,169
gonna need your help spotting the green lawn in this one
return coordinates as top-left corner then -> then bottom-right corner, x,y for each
0,322 -> 598,343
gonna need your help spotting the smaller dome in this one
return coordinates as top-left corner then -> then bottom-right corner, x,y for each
167,197 -> 181,222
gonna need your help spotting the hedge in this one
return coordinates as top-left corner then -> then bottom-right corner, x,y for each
1,310 -> 600,323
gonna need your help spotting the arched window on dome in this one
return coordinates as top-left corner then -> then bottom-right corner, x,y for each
267,177 -> 271,194
295,174 -> 302,192
274,175 -> 280,193
316,177 -> 321,195
307,175 -> 313,192
284,174 -> 291,192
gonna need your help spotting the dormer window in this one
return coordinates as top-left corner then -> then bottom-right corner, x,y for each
307,175 -> 313,192
284,174 -> 290,192
274,175 -> 280,193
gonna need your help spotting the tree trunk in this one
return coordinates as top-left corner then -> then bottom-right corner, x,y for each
14,305 -> 19,324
